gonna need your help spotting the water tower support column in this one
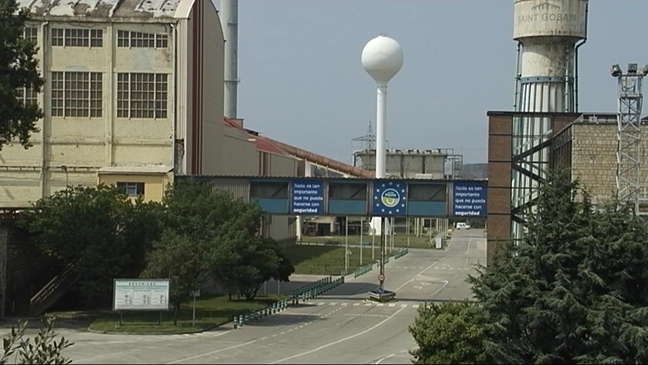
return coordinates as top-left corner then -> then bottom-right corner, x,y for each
375,84 -> 387,177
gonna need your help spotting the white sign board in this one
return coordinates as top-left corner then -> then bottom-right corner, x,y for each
113,279 -> 170,311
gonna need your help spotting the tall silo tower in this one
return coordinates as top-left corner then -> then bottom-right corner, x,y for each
511,0 -> 588,241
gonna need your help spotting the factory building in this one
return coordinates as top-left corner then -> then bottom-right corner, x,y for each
487,112 -> 648,262
352,149 -> 453,179
1,0 -> 226,206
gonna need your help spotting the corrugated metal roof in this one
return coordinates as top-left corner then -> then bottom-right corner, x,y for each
98,165 -> 173,174
252,138 -> 286,156
18,0 -> 190,19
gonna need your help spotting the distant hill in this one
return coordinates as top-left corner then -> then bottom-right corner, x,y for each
461,163 -> 488,179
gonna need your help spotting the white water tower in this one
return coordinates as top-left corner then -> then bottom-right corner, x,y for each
362,35 -> 403,238
362,35 -> 403,178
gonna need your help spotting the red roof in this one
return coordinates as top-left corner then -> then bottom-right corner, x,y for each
223,117 -> 286,155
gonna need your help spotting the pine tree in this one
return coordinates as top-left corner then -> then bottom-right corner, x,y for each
469,170 -> 648,364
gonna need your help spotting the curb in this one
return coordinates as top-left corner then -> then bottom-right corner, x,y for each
86,322 -> 223,336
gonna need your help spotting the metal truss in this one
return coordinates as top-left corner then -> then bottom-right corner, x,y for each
612,64 -> 646,214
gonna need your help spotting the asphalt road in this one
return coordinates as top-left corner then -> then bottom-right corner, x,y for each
2,230 -> 485,365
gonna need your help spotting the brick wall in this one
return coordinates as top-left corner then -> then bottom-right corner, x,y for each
571,124 -> 648,204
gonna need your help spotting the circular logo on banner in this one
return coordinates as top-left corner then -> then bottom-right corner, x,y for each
380,188 -> 401,208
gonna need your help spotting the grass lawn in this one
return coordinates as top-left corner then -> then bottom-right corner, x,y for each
283,245 -> 390,275
301,233 -> 436,249
83,294 -> 285,334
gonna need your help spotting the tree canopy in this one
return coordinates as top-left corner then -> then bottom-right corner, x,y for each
21,179 -> 294,313
411,171 -> 648,364
0,0 -> 44,150
142,180 -> 294,307
21,185 -> 163,305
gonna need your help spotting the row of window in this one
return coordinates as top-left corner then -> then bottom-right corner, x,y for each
24,27 -> 169,49
19,72 -> 169,119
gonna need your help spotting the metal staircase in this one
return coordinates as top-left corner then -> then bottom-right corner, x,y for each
29,262 -> 79,317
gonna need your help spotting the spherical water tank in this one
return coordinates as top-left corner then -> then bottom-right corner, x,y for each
361,35 -> 404,84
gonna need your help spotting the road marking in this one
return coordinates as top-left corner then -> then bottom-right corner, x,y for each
412,304 -> 420,309
269,307 -> 406,364
165,340 -> 256,364
317,302 -> 325,306
341,303 -> 348,306
388,303 -> 396,307
377,303 -> 384,307
376,354 -> 395,364
329,302 -> 337,306
353,303 -> 360,306
400,304 -> 407,308
365,303 -> 372,306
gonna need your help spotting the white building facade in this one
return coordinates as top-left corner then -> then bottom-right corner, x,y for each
0,0 -> 225,206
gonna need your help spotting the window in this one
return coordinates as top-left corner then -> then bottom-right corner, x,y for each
51,28 -> 63,46
51,28 -> 103,47
116,30 -> 168,49
117,73 -> 168,119
16,87 -> 38,106
117,182 -> 145,197
117,30 -> 129,47
23,27 -> 38,43
51,72 -> 103,117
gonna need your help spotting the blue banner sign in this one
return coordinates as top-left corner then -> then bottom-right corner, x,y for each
452,182 -> 487,217
373,181 -> 407,216
291,180 -> 325,214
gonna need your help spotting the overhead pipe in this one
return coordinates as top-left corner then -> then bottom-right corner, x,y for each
257,136 -> 375,179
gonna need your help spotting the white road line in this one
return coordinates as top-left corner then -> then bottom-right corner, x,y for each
353,303 -> 360,306
365,303 -> 372,306
377,303 -> 384,307
341,303 -> 348,306
165,340 -> 256,364
400,304 -> 407,308
269,307 -> 406,364
388,303 -> 396,307
329,302 -> 337,306
376,354 -> 395,364
317,302 -> 325,306
412,304 -> 420,309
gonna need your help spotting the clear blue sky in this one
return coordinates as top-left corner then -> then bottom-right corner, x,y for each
217,0 -> 648,165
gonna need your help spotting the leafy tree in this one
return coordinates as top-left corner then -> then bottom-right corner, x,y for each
211,236 -> 294,300
0,0 -> 44,150
162,180 -> 259,242
140,230 -> 209,325
467,171 -> 648,364
21,185 -> 163,306
1,317 -> 73,365
145,180 -> 294,304
409,302 -> 490,364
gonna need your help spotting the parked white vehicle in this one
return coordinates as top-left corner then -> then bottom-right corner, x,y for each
456,222 -> 471,230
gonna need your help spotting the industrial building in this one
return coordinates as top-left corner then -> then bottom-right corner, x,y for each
1,0 -> 226,205
0,0 -> 377,317
486,112 -> 648,261
352,148 -> 462,180
486,0 -> 648,263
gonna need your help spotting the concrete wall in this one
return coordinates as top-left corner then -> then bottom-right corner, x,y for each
199,1 -> 225,175
221,128 -> 258,175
